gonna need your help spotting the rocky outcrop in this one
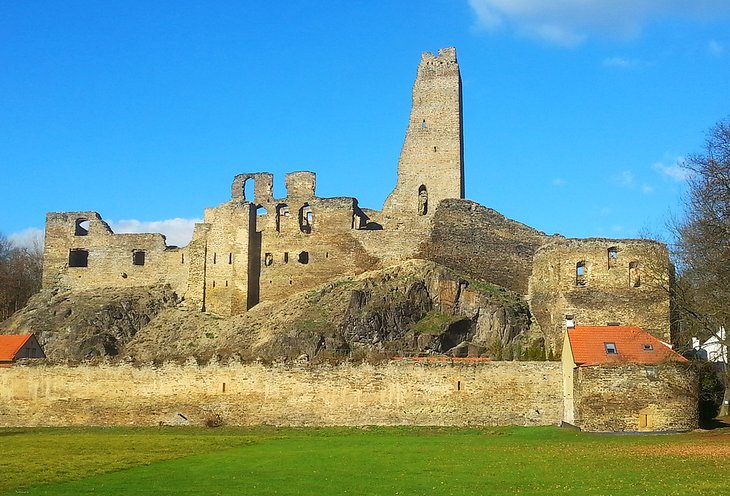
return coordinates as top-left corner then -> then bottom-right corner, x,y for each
3,260 -> 537,363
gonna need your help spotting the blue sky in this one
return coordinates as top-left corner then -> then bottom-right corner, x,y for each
2,1 -> 730,247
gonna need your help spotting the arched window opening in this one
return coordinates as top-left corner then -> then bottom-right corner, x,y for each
576,261 -> 587,286
132,250 -> 146,266
256,206 -> 268,216
421,119 -> 427,129
69,249 -> 89,268
75,218 -> 90,236
607,246 -> 618,269
418,185 -> 428,216
299,204 -> 312,234
243,178 -> 254,203
276,203 -> 289,233
298,251 -> 309,264
629,261 -> 641,288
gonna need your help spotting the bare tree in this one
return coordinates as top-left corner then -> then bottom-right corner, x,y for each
0,233 -> 43,321
671,117 -> 730,417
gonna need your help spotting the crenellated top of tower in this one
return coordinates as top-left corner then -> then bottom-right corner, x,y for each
418,47 -> 459,77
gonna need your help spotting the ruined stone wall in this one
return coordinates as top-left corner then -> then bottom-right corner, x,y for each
42,212 -> 187,294
0,361 -> 562,427
529,239 -> 671,349
418,200 -> 551,294
573,363 -> 698,432
383,47 -> 463,225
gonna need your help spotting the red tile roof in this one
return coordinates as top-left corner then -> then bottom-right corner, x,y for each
0,333 -> 34,362
567,326 -> 686,366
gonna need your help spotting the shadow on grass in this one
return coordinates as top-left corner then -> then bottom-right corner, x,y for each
699,416 -> 730,430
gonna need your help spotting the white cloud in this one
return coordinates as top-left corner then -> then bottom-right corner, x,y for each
602,56 -> 639,69
7,227 -> 44,250
467,0 -> 730,46
641,184 -> 654,194
615,170 -> 636,187
108,218 -> 202,247
708,40 -> 725,56
652,158 -> 691,182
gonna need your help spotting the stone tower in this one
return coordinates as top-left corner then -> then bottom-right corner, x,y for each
383,47 -> 464,220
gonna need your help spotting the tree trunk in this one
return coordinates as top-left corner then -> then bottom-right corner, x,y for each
719,387 -> 730,417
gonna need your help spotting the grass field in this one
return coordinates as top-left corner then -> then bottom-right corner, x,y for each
1,425 -> 728,495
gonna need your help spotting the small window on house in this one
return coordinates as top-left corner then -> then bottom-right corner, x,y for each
69,249 -> 89,267
298,251 -> 309,264
642,344 -> 654,352
132,250 -> 145,266
74,218 -> 90,236
607,247 -> 618,269
264,253 -> 273,266
576,261 -> 587,286
604,342 -> 618,355
629,261 -> 640,288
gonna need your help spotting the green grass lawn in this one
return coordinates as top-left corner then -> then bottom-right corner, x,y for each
1,425 -> 727,495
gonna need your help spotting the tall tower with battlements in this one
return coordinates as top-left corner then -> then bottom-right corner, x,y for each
383,47 -> 464,221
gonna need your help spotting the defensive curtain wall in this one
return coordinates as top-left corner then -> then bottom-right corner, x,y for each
0,361 -> 562,427
40,47 -> 672,353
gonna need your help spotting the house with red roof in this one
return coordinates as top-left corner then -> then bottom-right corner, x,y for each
0,334 -> 46,367
562,325 -> 697,432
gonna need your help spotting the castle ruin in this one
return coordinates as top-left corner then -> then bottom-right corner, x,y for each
41,47 -> 672,351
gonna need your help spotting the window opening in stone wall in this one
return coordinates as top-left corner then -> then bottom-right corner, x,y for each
74,218 -> 90,236
132,250 -> 146,266
298,251 -> 309,264
576,261 -> 587,286
418,185 -> 428,216
457,381 -> 461,391
299,204 -> 312,234
243,178 -> 254,202
264,253 -> 273,266
629,261 -> 640,287
421,119 -> 427,129
607,246 -> 618,269
181,253 -> 184,264
212,280 -> 216,288
325,252 -> 329,259
283,252 -> 289,264
276,203 -> 289,233
68,249 -> 89,268
289,277 -> 293,285
225,280 -> 228,287
639,414 -> 648,428
604,342 -> 617,354
257,206 -> 268,217
433,146 -> 437,152
213,253 -> 217,264
229,253 -> 232,264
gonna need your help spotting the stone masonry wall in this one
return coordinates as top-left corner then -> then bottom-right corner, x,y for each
383,47 -> 463,224
419,200 -> 551,294
0,361 -> 562,427
42,212 -> 188,295
574,363 -> 698,432
529,238 -> 672,350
